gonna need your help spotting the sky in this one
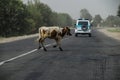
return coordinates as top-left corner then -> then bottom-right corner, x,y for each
23,0 -> 120,19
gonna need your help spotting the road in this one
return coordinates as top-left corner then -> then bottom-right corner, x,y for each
0,28 -> 120,80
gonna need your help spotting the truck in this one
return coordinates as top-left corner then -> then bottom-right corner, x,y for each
75,18 -> 92,37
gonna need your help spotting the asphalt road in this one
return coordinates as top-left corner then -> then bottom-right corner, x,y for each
0,29 -> 120,80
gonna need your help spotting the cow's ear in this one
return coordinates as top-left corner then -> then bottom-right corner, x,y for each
66,26 -> 68,29
65,26 -> 69,30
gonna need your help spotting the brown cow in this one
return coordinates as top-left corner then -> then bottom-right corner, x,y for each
38,26 -> 72,51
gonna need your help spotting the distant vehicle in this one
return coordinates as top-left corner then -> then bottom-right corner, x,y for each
75,18 -> 92,37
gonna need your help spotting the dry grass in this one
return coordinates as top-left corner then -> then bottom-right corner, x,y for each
98,27 -> 120,41
107,28 -> 120,33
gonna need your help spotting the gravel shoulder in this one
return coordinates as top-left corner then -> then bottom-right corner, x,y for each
97,27 -> 120,41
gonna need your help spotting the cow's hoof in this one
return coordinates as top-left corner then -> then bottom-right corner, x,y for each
59,47 -> 63,51
38,46 -> 41,49
53,45 -> 57,48
44,48 -> 47,51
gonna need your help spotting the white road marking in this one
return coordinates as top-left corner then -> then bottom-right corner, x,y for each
0,37 -> 70,66
5,49 -> 38,62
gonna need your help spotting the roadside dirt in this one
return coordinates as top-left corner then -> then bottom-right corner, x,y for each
98,27 -> 120,41
0,34 -> 38,44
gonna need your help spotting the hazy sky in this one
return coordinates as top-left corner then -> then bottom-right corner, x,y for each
23,0 -> 120,19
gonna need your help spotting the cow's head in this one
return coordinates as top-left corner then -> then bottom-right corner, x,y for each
62,27 -> 72,36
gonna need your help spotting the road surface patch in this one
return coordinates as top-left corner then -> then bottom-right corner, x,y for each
0,37 -> 70,66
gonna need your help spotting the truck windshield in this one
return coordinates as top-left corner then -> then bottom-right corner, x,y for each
78,22 -> 88,26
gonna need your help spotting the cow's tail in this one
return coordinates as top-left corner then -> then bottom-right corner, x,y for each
36,35 -> 40,43
36,28 -> 42,42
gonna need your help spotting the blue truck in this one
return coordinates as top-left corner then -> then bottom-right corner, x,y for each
75,18 -> 92,37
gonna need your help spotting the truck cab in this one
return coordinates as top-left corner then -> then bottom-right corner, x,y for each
75,18 -> 92,37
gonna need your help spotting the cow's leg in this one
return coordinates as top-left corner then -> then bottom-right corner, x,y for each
41,42 -> 47,51
56,38 -> 63,51
53,45 -> 57,48
53,38 -> 59,48
38,38 -> 47,51
53,39 -> 57,48
59,46 -> 63,51
38,38 -> 42,49
40,38 -> 47,51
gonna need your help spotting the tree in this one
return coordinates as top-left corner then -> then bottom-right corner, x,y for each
27,0 -> 43,30
50,12 -> 59,26
27,0 -> 73,28
0,0 -> 29,37
80,9 -> 92,21
56,13 -> 73,27
39,3 -> 53,26
117,5 -> 120,17
102,15 -> 120,27
0,0 -> 73,37
93,14 -> 102,27
27,0 -> 53,28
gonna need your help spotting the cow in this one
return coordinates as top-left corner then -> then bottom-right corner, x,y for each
37,26 -> 72,51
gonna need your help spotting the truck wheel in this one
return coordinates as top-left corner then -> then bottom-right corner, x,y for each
88,33 -> 91,37
75,34 -> 78,37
